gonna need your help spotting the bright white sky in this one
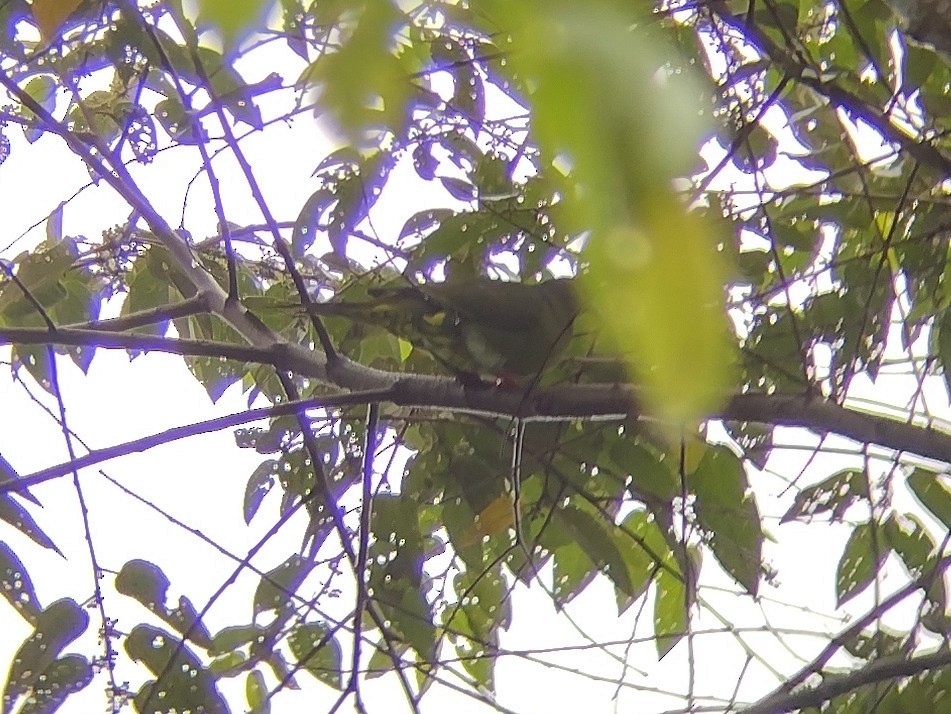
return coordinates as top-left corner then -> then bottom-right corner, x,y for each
0,23 -> 945,714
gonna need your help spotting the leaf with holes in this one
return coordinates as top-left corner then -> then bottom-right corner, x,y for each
782,469 -> 867,523
367,495 -> 437,657
288,622 -> 342,690
0,542 -> 41,623
609,440 -> 679,501
886,513 -> 947,626
3,599 -> 89,704
254,555 -> 314,616
126,625 -> 228,714
553,503 -> 637,600
13,654 -> 91,714
551,541 -> 597,608
449,564 -> 512,642
443,570 -> 503,693
116,560 -> 212,648
654,568 -> 688,659
457,494 -> 515,549
689,446 -> 763,595
614,509 -> 673,614
836,521 -> 890,607
292,188 -> 336,257
0,239 -> 76,322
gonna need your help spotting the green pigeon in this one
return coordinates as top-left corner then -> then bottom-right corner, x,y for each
301,278 -> 579,381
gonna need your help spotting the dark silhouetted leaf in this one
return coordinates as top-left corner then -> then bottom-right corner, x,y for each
836,521 -> 890,607
689,446 -> 762,595
0,542 -> 41,623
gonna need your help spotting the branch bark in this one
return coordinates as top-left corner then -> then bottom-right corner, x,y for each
743,647 -> 951,713
3,325 -> 951,472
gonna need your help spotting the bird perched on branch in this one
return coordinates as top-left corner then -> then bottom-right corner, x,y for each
299,277 -> 579,383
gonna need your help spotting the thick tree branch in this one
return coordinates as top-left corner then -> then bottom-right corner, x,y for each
0,390 -> 396,493
69,295 -> 208,332
743,647 -> 951,713
0,326 -> 317,371
3,326 -> 951,465
745,553 -> 951,712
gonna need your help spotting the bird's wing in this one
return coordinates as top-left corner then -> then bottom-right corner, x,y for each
424,280 -> 565,332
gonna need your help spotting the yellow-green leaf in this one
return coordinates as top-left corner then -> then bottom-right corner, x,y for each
197,0 -> 264,48
31,0 -> 84,39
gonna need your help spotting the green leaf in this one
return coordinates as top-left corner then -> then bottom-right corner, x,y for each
615,509 -> 673,614
609,440 -> 679,501
68,89 -> 132,144
210,624 -> 268,656
782,469 -> 867,523
15,653 -> 92,714
0,542 -> 41,623
689,446 -> 763,595
20,74 -> 56,143
0,239 -> 76,322
121,253 -> 174,335
53,263 -> 103,371
197,0 -> 263,47
0,453 -> 39,506
554,503 -> 638,602
836,521 -> 889,606
155,97 -> 206,144
287,622 -> 343,690
937,309 -> 951,396
552,541 -> 597,607
366,642 -> 409,679
444,568 -> 503,693
367,548 -> 436,661
253,554 -> 314,615
582,206 -> 734,424
0,494 -> 62,555
447,565 -> 511,642
907,468 -> 951,526
209,651 -> 247,675
433,38 -> 486,122
245,670 -> 270,714
116,560 -> 213,648
654,567 -> 687,659
292,188 -> 335,257
244,459 -> 278,524
885,513 -> 937,576
115,558 -> 171,608
3,599 -> 89,704
126,625 -> 229,714
301,1 -> 412,137
723,421 -> 774,470
886,513 -> 947,629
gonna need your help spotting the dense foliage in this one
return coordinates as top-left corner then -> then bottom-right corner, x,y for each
3,0 -> 951,711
